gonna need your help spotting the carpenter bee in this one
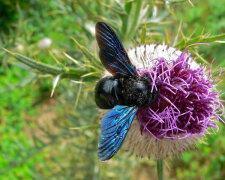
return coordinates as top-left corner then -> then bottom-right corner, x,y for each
95,22 -> 159,161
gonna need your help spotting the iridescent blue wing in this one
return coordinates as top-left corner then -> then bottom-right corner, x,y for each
98,105 -> 138,161
95,22 -> 137,77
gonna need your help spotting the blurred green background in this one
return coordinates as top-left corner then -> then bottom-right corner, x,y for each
0,0 -> 225,179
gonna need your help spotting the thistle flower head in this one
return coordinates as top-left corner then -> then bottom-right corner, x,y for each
102,43 -> 224,159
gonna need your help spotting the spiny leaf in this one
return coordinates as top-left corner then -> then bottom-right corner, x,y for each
77,0 -> 106,22
102,2 -> 126,15
3,49 -> 100,81
176,34 -> 225,50
4,49 -> 63,75
140,23 -> 147,44
126,0 -> 143,40
71,37 -> 103,70
168,0 -> 190,5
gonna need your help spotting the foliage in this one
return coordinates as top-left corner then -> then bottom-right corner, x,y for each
0,0 -> 225,179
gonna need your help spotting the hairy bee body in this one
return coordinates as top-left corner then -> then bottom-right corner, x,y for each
95,75 -> 158,109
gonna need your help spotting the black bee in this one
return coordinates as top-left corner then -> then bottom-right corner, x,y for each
95,22 -> 159,110
95,22 -> 159,161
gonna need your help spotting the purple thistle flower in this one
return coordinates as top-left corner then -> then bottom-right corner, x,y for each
101,43 -> 224,159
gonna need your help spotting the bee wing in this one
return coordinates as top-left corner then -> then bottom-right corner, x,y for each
96,22 -> 136,77
98,105 -> 138,161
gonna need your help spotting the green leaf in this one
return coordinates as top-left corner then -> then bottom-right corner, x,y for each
176,34 -> 225,50
71,37 -> 103,70
4,49 -> 100,82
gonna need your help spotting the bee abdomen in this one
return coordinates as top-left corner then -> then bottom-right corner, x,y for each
95,76 -> 122,109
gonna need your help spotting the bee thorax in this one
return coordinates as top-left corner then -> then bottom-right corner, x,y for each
120,76 -> 156,109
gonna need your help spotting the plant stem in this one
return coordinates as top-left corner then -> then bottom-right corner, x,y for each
157,159 -> 164,180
